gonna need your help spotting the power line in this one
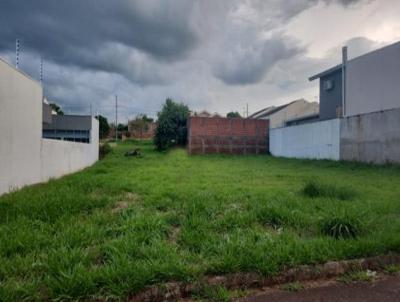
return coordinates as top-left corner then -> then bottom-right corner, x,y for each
15,39 -> 20,69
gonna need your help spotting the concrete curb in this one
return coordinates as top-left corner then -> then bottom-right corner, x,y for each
129,253 -> 400,302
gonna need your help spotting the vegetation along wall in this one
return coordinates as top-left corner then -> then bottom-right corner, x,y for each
187,116 -> 269,155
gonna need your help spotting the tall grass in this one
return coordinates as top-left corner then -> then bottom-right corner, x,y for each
0,140 -> 399,301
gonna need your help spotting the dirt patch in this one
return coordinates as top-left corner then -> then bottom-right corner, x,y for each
111,192 -> 141,213
128,254 -> 400,302
168,227 -> 181,243
239,274 -> 400,302
112,201 -> 130,213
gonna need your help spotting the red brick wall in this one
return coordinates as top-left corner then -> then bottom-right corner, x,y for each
187,117 -> 269,155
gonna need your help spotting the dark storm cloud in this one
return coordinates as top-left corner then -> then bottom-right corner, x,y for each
0,0 -> 197,82
213,36 -> 304,85
0,0 -> 381,120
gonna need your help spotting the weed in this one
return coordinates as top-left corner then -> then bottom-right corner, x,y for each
281,282 -> 304,292
193,285 -> 231,302
338,270 -> 377,283
384,264 -> 400,275
303,180 -> 356,200
321,214 -> 361,239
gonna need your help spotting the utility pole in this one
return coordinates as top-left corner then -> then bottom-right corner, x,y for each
246,103 -> 249,118
15,39 -> 20,69
115,95 -> 118,142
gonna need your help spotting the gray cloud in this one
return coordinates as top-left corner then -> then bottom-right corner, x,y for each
0,0 -> 197,83
0,0 -> 387,121
213,35 -> 304,85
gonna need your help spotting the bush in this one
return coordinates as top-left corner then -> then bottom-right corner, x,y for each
99,142 -> 112,159
154,98 -> 190,151
321,215 -> 361,239
303,180 -> 356,200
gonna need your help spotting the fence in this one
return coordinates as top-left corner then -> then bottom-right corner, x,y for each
341,108 -> 400,164
269,119 -> 341,160
187,116 -> 268,155
0,59 -> 99,195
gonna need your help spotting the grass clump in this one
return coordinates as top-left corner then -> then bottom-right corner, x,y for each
99,142 -> 112,159
338,269 -> 377,283
281,281 -> 304,292
384,264 -> 400,275
321,215 -> 361,239
193,285 -> 240,302
303,180 -> 356,200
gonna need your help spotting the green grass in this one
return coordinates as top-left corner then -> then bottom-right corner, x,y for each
1,140 -> 400,301
337,269 -> 377,283
281,281 -> 304,292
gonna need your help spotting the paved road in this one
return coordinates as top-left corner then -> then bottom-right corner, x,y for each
238,275 -> 400,302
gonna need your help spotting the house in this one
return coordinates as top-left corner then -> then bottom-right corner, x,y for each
309,65 -> 343,120
269,40 -> 400,164
192,110 -> 223,118
309,41 -> 400,118
43,115 -> 94,143
249,99 -> 319,128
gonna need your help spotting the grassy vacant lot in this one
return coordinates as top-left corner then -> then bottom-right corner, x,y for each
1,140 -> 400,301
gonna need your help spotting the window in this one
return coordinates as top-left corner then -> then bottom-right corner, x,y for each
323,79 -> 334,91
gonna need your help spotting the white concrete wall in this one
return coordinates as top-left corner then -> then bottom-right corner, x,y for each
0,59 -> 43,194
340,108 -> 400,164
346,42 -> 400,117
41,117 -> 99,181
0,59 -> 99,195
270,119 -> 341,160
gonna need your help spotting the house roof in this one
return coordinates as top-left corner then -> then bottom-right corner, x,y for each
285,113 -> 320,124
249,99 -> 306,119
308,64 -> 342,81
43,115 -> 92,131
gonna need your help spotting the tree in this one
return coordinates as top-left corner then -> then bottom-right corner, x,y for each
129,114 -> 154,139
154,98 -> 190,151
50,103 -> 64,115
226,111 -> 241,118
96,115 -> 110,139
117,123 -> 128,132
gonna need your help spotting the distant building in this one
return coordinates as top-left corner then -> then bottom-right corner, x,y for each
42,113 -> 93,143
309,65 -> 343,121
249,99 -> 319,128
192,110 -> 223,118
128,121 -> 157,139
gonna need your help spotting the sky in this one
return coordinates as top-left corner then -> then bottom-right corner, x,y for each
0,0 -> 399,122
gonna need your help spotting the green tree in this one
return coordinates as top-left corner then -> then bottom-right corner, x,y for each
49,103 -> 64,115
96,115 -> 110,139
154,98 -> 190,151
117,123 -> 128,132
129,114 -> 154,139
226,111 -> 241,118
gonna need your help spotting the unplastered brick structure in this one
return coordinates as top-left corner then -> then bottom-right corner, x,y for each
187,116 -> 269,155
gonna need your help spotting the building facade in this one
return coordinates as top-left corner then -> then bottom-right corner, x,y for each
250,99 -> 319,128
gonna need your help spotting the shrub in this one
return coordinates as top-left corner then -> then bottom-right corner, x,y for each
303,180 -> 356,200
99,142 -> 112,159
154,98 -> 190,151
321,215 -> 361,239
256,206 -> 285,229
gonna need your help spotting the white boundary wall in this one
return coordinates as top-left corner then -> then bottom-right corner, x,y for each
0,59 -> 98,195
270,119 -> 341,160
